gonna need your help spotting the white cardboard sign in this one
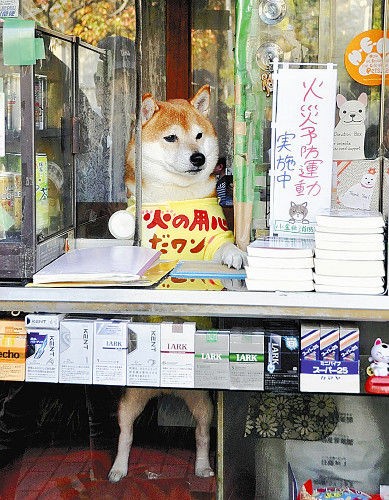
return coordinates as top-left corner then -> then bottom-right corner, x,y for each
270,65 -> 337,238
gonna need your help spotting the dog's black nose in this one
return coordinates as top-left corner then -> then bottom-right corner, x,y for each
190,152 -> 205,167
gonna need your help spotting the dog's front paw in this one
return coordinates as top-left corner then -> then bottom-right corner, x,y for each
213,242 -> 247,269
220,278 -> 246,291
108,464 -> 128,483
195,457 -> 215,478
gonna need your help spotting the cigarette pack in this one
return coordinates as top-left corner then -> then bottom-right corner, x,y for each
127,322 -> 161,387
195,330 -> 230,389
160,322 -> 195,388
0,319 -> 26,381
25,313 -> 66,330
25,329 -> 59,383
93,319 -> 128,385
229,329 -> 264,390
59,318 -> 94,384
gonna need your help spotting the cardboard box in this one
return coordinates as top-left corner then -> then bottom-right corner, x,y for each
93,319 -> 128,385
229,330 -> 264,390
25,313 -> 66,330
0,320 -> 26,381
160,322 -> 195,388
25,329 -> 59,383
59,318 -> 94,384
127,322 -> 160,387
195,330 -> 230,389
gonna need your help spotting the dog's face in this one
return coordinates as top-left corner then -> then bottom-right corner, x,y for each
125,85 -> 219,201
360,173 -> 375,188
336,93 -> 367,125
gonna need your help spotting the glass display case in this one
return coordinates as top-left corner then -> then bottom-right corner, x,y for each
0,27 -> 109,281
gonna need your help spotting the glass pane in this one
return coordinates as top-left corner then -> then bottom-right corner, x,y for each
34,34 -> 73,241
192,1 -> 235,174
0,63 -> 22,242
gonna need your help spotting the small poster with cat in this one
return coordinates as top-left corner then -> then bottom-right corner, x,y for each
269,64 -> 337,239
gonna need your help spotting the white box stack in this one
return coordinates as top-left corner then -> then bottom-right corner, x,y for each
313,209 -> 385,294
245,237 -> 314,291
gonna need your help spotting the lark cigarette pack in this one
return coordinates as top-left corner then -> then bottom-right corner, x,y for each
195,330 -> 230,389
59,318 -> 94,384
127,322 -> 161,387
0,319 -> 27,381
229,330 -> 264,390
93,319 -> 128,385
265,329 -> 299,392
160,322 -> 195,388
25,329 -> 59,382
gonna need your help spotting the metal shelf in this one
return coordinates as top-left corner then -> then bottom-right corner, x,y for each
1,286 -> 389,321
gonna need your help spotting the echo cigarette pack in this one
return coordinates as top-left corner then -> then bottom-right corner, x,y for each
0,319 -> 27,381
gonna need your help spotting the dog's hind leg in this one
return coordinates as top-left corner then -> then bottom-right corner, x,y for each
179,389 -> 214,477
108,388 -> 157,483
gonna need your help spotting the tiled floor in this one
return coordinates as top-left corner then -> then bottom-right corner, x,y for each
0,446 -> 216,499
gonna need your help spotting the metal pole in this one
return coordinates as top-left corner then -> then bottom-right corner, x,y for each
134,0 -> 143,246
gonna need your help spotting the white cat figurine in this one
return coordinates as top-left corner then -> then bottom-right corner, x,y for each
368,338 -> 389,377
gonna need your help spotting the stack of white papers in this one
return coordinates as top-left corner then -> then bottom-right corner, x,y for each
32,246 -> 161,285
245,237 -> 314,291
313,209 -> 386,295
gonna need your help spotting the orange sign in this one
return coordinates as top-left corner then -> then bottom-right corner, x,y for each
344,29 -> 387,86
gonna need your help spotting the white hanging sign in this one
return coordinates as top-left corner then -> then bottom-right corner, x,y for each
270,64 -> 337,238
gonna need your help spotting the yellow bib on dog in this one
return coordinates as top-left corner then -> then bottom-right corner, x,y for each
131,197 -> 234,261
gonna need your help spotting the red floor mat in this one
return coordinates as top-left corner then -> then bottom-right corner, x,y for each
0,447 -> 216,499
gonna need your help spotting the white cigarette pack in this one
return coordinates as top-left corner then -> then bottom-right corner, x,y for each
25,329 -> 59,383
25,313 -> 66,330
93,320 -> 128,385
127,322 -> 161,387
160,322 -> 195,388
59,319 -> 94,384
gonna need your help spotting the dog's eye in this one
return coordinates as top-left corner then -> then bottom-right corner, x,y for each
342,110 -> 347,114
359,109 -> 363,113
164,134 -> 178,143
196,132 -> 203,140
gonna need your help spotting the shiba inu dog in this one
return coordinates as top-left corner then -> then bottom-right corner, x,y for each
108,86 -> 244,483
123,84 -> 245,268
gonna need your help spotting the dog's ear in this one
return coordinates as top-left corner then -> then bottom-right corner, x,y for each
336,94 -> 346,109
141,93 -> 159,124
190,84 -> 210,116
358,92 -> 368,107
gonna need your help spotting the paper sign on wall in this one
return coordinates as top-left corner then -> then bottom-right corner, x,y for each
0,0 -> 19,18
270,64 -> 337,239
